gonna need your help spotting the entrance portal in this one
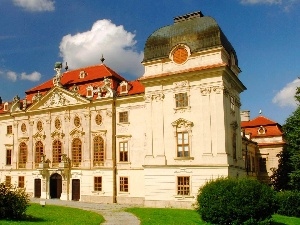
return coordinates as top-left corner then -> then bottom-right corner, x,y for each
50,173 -> 62,199
72,179 -> 80,201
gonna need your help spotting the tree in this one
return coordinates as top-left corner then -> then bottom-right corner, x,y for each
270,146 -> 292,191
281,87 -> 300,190
270,86 -> 300,191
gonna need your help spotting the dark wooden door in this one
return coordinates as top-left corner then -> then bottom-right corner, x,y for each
50,173 -> 62,199
72,179 -> 80,201
34,179 -> 41,198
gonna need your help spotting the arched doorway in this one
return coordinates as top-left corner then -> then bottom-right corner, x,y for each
50,173 -> 62,199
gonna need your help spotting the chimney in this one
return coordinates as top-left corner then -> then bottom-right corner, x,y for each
0,96 -> 2,105
240,110 -> 250,122
174,11 -> 203,24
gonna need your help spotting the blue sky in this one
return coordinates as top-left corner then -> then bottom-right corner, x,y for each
1,0 -> 300,124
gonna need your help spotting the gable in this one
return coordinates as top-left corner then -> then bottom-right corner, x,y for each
26,86 -> 90,111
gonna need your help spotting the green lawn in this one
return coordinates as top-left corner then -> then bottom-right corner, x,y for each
0,203 -> 104,225
126,208 -> 300,225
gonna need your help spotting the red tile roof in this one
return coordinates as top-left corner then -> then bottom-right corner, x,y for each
241,115 -> 283,138
241,115 -> 278,127
24,64 -> 145,102
26,64 -> 125,94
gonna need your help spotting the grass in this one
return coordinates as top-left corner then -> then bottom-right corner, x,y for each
0,203 -> 104,225
126,208 -> 300,225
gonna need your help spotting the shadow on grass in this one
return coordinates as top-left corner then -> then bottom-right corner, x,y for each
4,215 -> 46,222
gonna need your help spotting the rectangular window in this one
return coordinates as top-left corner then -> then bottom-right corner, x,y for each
232,132 -> 237,160
119,142 -> 128,162
175,93 -> 188,108
6,149 -> 12,165
177,176 -> 190,195
18,176 -> 25,188
94,176 -> 102,191
7,125 -> 12,134
177,132 -> 189,157
259,158 -> 267,172
120,177 -> 128,192
5,176 -> 11,188
119,111 -> 128,123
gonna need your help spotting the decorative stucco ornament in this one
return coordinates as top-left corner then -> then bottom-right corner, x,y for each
53,62 -> 63,87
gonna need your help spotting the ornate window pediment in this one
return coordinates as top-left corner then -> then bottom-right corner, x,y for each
70,128 -> 85,138
172,118 -> 193,131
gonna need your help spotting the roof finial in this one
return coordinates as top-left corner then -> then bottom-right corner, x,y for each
259,109 -> 262,114
100,54 -> 105,64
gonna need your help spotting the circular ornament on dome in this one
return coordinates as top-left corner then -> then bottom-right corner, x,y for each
172,47 -> 188,64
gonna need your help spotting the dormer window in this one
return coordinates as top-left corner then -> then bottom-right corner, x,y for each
258,126 -> 266,135
79,71 -> 87,79
4,102 -> 8,111
86,85 -> 94,98
119,81 -> 131,94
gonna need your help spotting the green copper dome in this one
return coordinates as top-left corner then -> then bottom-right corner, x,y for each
143,12 -> 238,65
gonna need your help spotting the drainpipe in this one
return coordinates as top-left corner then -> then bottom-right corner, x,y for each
112,97 -> 117,203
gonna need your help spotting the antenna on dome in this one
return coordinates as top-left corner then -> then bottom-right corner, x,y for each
65,62 -> 68,71
100,54 -> 105,64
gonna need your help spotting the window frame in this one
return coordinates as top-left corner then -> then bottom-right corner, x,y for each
176,131 -> 189,158
35,141 -> 44,167
119,141 -> 128,162
19,142 -> 27,168
95,114 -> 102,125
52,140 -> 62,166
119,177 -> 129,192
72,138 -> 82,167
119,111 -> 128,123
94,176 -> 102,192
177,176 -> 190,196
7,125 -> 12,134
18,176 -> 25,188
6,149 -> 12,165
93,136 -> 104,166
175,92 -> 188,108
5,176 -> 11,188
37,121 -> 43,132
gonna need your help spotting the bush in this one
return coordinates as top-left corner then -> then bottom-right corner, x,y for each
196,177 -> 277,225
276,191 -> 300,217
0,183 -> 30,220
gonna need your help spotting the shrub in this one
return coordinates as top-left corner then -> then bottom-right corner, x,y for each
196,177 -> 277,225
276,191 -> 300,217
0,183 -> 30,220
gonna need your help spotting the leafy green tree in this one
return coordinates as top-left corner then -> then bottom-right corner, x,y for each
280,86 -> 300,190
270,146 -> 292,191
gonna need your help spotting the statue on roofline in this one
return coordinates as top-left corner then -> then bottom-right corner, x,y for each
53,62 -> 64,87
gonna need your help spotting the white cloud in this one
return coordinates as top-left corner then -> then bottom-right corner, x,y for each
272,78 -> 300,107
0,69 -> 41,82
20,71 -> 41,81
240,0 -> 282,4
13,0 -> 55,12
6,71 -> 17,82
59,19 -> 144,78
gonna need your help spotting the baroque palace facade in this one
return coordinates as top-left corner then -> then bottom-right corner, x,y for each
0,12 -> 251,208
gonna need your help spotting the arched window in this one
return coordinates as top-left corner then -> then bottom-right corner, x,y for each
93,136 -> 104,166
72,138 -> 82,167
52,140 -> 62,167
19,142 -> 27,168
35,141 -> 44,167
